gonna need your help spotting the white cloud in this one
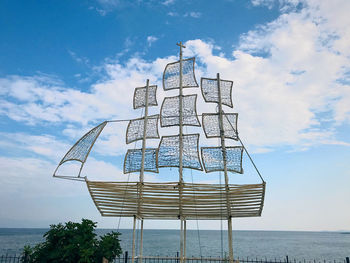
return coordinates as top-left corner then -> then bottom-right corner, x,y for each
167,11 -> 178,17
162,0 -> 175,6
147,36 -> 158,47
251,0 -> 301,11
1,0 -> 350,152
68,50 -> 90,65
0,132 -> 69,161
184,12 -> 201,18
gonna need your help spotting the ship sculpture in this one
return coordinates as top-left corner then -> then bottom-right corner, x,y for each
54,42 -> 266,263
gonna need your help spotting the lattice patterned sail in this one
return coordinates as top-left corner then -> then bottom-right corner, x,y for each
160,95 -> 200,127
134,85 -> 158,109
201,78 -> 233,107
201,146 -> 243,173
53,121 -> 107,179
126,115 -> 160,144
163,58 -> 198,90
202,113 -> 238,140
60,122 -> 107,165
158,134 -> 202,170
124,148 -> 158,174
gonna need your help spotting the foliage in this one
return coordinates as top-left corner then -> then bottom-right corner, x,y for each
22,219 -> 122,263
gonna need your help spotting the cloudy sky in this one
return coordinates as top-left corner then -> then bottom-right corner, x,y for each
0,0 -> 350,232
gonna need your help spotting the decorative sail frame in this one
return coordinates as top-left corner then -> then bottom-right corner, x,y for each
124,148 -> 159,174
160,95 -> 201,127
126,115 -> 160,144
163,57 -> 199,90
53,121 -> 107,180
201,146 -> 243,173
134,85 -> 158,109
158,134 -> 203,171
201,77 -> 234,108
202,113 -> 238,140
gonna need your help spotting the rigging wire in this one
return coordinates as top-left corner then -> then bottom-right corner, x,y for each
191,159 -> 203,257
222,112 -> 265,183
185,125 -> 202,258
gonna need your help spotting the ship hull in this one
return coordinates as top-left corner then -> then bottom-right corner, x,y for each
86,181 -> 265,220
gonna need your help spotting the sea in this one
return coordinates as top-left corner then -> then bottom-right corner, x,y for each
0,229 -> 349,261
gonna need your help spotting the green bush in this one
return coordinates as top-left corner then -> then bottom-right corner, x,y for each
22,219 -> 122,263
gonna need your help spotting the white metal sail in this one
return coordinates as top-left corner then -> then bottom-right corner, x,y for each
202,113 -> 238,140
53,121 -> 107,179
201,78 -> 233,108
160,95 -> 200,127
124,148 -> 158,174
126,115 -> 159,144
158,134 -> 202,170
163,57 -> 198,90
201,146 -> 243,173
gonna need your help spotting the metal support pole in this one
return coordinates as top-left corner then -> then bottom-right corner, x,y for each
180,219 -> 184,263
125,251 -> 128,263
131,216 -> 136,263
217,73 -> 234,263
177,41 -> 185,263
140,79 -> 149,183
184,219 -> 187,263
137,81 -> 148,263
139,219 -> 144,263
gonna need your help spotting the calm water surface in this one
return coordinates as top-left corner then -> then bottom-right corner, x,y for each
0,229 -> 349,260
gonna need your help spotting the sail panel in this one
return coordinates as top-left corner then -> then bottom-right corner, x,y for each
202,113 -> 238,140
158,134 -> 202,170
134,85 -> 158,109
201,146 -> 243,173
126,115 -> 159,144
201,78 -> 233,107
60,121 -> 107,164
124,148 -> 158,174
163,58 -> 199,90
160,95 -> 200,127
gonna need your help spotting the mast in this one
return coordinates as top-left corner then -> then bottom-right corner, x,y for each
177,41 -> 185,263
177,42 -> 184,184
137,79 -> 149,263
159,41 -> 201,263
140,79 -> 150,183
217,73 -> 234,263
126,80 -> 159,263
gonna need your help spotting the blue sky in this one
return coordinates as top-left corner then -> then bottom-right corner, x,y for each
0,0 -> 350,231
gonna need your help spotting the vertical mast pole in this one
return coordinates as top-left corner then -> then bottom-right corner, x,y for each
139,219 -> 144,263
131,215 -> 136,263
177,41 -> 185,263
138,79 -> 149,263
217,73 -> 234,263
140,79 -> 149,183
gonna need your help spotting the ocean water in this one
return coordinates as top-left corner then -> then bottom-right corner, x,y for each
0,229 -> 349,261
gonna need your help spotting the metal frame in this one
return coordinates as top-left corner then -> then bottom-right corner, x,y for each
160,94 -> 201,128
125,114 -> 160,144
202,113 -> 238,140
201,146 -> 244,174
162,57 -> 199,91
201,77 -> 234,108
157,134 -> 203,171
53,121 -> 107,178
133,85 -> 158,109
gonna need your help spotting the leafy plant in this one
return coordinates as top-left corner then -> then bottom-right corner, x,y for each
22,219 -> 122,263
